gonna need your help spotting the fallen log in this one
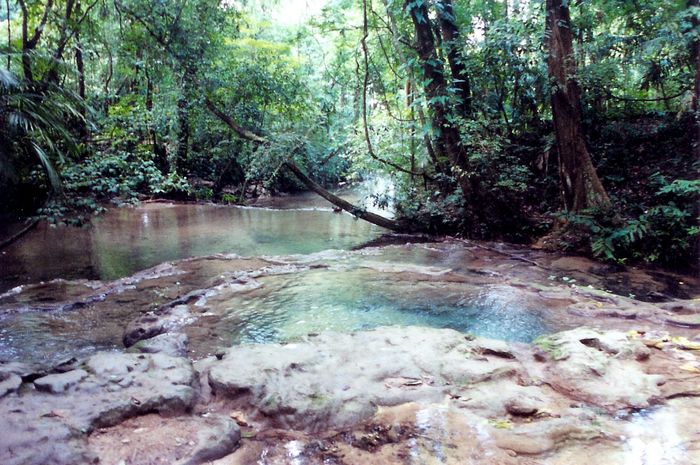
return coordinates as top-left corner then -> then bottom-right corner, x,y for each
204,98 -> 402,231
282,161 -> 402,231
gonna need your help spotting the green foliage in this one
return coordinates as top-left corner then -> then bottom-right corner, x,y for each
0,69 -> 85,193
221,193 -> 238,204
2,0 -> 698,272
566,176 -> 699,266
60,149 -> 190,203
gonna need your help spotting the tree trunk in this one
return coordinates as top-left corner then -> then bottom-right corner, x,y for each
690,0 -> 700,159
405,0 -> 471,199
283,161 -> 402,231
381,0 -> 437,165
45,0 -> 76,84
5,0 -> 10,70
435,0 -> 472,117
546,0 -> 610,212
75,32 -> 88,138
103,44 -> 113,114
175,76 -> 191,173
18,0 -> 54,82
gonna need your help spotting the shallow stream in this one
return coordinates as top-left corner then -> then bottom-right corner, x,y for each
0,198 -> 697,369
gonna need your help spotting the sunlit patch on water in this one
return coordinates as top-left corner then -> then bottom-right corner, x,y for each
621,408 -> 686,465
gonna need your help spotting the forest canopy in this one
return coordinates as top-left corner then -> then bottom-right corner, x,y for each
0,0 -> 698,267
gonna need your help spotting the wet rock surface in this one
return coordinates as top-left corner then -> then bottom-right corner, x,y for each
0,326 -> 699,464
0,352 -> 197,465
130,332 -> 190,357
207,327 -> 520,430
201,326 -> 700,465
0,239 -> 699,464
88,413 -> 241,465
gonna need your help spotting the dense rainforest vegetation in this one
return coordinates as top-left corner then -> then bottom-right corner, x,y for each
0,0 -> 698,267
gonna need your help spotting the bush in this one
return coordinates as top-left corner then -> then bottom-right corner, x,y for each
567,177 -> 699,267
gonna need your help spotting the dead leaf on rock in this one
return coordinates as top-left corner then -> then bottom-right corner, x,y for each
229,410 -> 250,426
678,363 -> 700,374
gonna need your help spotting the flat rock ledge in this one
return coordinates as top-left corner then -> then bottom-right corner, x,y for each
2,326 -> 700,465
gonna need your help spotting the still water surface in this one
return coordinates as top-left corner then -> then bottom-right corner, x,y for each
0,202 -> 383,292
0,199 -> 558,368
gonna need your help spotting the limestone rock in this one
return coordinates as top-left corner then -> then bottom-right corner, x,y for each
207,327 -> 522,430
535,328 -> 662,409
130,332 -> 189,357
87,413 -> 240,465
34,369 -> 88,393
0,352 -> 197,465
123,305 -> 193,347
0,371 -> 21,397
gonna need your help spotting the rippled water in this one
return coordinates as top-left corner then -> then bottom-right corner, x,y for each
0,198 -> 570,368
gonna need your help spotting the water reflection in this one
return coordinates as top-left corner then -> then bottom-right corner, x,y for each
0,203 -> 383,292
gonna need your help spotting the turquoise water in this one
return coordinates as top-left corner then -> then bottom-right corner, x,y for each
184,269 -> 552,358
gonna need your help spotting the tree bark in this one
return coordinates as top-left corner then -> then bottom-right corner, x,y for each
381,0 -> 437,165
18,0 -> 54,82
283,161 -> 402,231
175,89 -> 190,173
46,0 -> 99,84
690,0 -> 700,159
404,0 -> 471,198
360,0 -> 431,179
435,0 -> 472,117
546,0 -> 610,212
75,32 -> 88,138
5,0 -> 10,70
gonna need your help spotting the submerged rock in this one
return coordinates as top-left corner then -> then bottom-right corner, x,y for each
123,304 -> 193,347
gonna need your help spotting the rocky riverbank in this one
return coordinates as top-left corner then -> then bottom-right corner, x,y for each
1,239 -> 699,464
1,325 -> 699,464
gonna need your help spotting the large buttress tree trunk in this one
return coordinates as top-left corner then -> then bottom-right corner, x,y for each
546,0 -> 610,212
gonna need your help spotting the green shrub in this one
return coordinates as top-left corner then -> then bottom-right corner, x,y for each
567,176 -> 699,266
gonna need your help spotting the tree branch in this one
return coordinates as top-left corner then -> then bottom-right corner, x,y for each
361,0 -> 433,180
